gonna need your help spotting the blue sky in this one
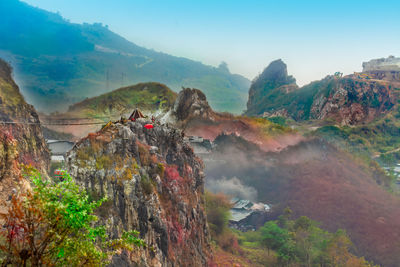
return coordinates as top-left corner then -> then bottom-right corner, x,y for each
23,0 -> 400,85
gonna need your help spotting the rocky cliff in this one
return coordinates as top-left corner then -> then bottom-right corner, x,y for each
246,59 -> 398,125
66,120 -> 211,266
0,59 -> 50,178
309,77 -> 395,124
246,59 -> 298,116
172,88 -> 217,124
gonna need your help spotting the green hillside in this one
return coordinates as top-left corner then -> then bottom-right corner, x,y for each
312,109 -> 400,173
248,77 -> 334,119
0,0 -> 250,114
67,82 -> 177,118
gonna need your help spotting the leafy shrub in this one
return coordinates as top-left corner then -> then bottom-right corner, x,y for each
140,174 -> 153,195
204,192 -> 244,255
204,191 -> 232,237
95,154 -> 113,170
267,116 -> 287,126
157,163 -> 165,177
259,216 -> 376,266
0,167 -> 145,266
217,230 -> 241,254
137,143 -> 151,166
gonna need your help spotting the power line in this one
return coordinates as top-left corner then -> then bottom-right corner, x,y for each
0,121 -> 107,126
42,116 -> 112,121
0,121 -> 39,125
44,122 -> 106,126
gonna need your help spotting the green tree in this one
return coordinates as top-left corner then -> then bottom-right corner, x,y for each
261,220 -> 298,264
277,207 -> 292,228
292,216 -> 318,267
204,191 -> 231,236
0,167 -> 145,266
261,221 -> 289,255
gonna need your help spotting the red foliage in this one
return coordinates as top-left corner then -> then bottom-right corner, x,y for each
165,216 -> 186,247
173,219 -> 184,245
0,127 -> 15,142
164,165 -> 183,183
20,153 -> 36,168
5,220 -> 24,242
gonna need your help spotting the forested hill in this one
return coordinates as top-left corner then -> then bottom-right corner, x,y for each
0,0 -> 250,113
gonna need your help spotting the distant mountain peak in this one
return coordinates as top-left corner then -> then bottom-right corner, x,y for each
246,59 -> 298,115
255,59 -> 296,85
0,0 -> 250,114
246,58 -> 399,125
218,61 -> 230,73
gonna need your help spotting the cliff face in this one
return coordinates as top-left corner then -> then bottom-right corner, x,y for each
0,59 -> 50,178
173,88 -> 216,123
246,59 -> 398,125
246,59 -> 298,116
309,77 -> 395,125
66,120 -> 211,266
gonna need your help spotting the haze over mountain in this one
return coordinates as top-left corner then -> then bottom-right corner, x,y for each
168,87 -> 400,266
2,0 -> 400,265
0,0 -> 250,114
0,54 -> 393,265
22,0 -> 400,89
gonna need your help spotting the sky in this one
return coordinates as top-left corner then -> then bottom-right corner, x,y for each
23,0 -> 400,86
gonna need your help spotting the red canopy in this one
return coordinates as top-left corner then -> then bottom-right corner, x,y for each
144,124 -> 154,129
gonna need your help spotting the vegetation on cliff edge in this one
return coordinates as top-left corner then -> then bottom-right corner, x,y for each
0,167 -> 145,266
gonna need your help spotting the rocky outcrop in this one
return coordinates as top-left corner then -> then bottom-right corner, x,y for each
0,58 -> 50,220
309,77 -> 395,125
0,59 -> 50,177
173,88 -> 216,123
246,59 -> 398,125
246,59 -> 298,116
66,120 -> 211,266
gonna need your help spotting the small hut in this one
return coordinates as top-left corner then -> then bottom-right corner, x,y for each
129,108 -> 145,121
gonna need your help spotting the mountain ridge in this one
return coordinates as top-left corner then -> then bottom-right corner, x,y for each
246,59 -> 400,125
0,0 -> 250,114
